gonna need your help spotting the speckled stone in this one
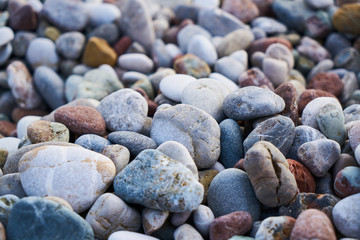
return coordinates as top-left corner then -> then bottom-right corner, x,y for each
114,149 -> 204,212
174,224 -> 203,240
243,115 -> 295,156
207,168 -> 261,221
238,68 -> 274,90
55,32 -> 85,60
75,134 -> 110,153
97,89 -> 148,132
223,86 -> 285,121
209,211 -> 252,240
334,166 -> 360,198
19,145 -> 116,212
6,197 -> 94,240
16,115 -> 42,139
244,141 -> 298,207
174,54 -> 211,78
0,194 -> 19,227
151,104 -> 220,169
255,216 -> 296,240
332,193 -> 360,238
108,131 -> 157,157
27,120 -> 69,144
193,205 -> 215,238
287,159 -> 316,193
297,89 -> 337,115
86,193 -> 141,240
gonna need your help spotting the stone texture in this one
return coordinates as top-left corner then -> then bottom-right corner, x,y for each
27,120 -> 69,144
174,224 -> 204,240
82,37 -> 117,67
334,166 -> 360,198
238,68 -> 274,90
308,72 -> 344,97
174,54 -> 211,78
275,82 -> 299,125
193,205 -> 215,238
100,145 -> 130,174
142,208 -> 169,235
217,29 -> 254,57
332,3 -> 360,35
255,216 -> 296,240
287,159 -> 316,193
297,89 -> 336,115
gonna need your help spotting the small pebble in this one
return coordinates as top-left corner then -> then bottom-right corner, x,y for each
27,120 -> 69,144
334,166 -> 360,198
193,205 -> 215,238
255,216 -> 296,240
174,224 -> 204,240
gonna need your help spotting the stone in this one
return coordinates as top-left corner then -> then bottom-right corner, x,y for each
108,131 -> 157,157
0,26 -> 14,46
297,37 -> 330,63
223,86 -> 285,121
117,0 -> 155,50
34,66 -> 66,110
56,31 -> 85,60
187,35 -> 218,65
262,57 -> 288,87
40,0 -> 88,31
108,231 -> 159,240
177,24 -> 211,53
325,33 -> 352,58
308,72 -> 344,97
290,209 -> 336,240
334,167 -> 360,198
157,141 -> 198,179
6,197 -> 94,240
265,43 -> 294,71
0,43 -> 11,66
86,3 -> 121,27
54,106 -> 106,136
332,154 -> 359,177
193,205 -> 215,238
287,159 -> 316,193
75,134 -> 110,153
174,224 -> 203,240
332,3 -> 360,35
100,145 -> 130,174
207,168 -> 260,221
11,31 -> 36,57
174,54 -> 211,78
339,71 -> 359,104
0,121 -> 15,137
334,47 -> 360,73
142,208 -> 168,235
0,194 -> 19,227
302,97 -> 342,130
214,56 -> 246,82
19,145 -> 116,212
275,82 -> 299,125
209,211 -> 252,240
27,120 -> 69,144
332,193 -> 360,238
86,193 -> 141,240
255,216 -> 296,240
26,37 -> 59,70
114,149 -> 204,212
317,103 -> 346,145
243,116 -> 295,156
248,37 -> 292,56
82,37 -> 117,67
316,173 -> 335,195
16,115 -> 42,139
244,141 -> 298,207
44,26 -> 61,42
298,139 -> 341,177
151,104 -> 220,169
97,89 -> 148,132
221,0 -> 259,23
151,39 -> 172,68
0,173 -> 26,198
197,8 -> 246,37
298,89 -> 336,114
217,29 -> 254,57
199,169 -> 218,204
158,74 -> 195,102
7,61 -> 42,109
8,4 -> 37,31
118,53 -> 154,73
238,68 -> 274,90
171,212 -> 192,227
251,17 -> 287,35
89,23 -> 119,45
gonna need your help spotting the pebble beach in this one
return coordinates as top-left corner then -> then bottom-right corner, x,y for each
0,0 -> 360,239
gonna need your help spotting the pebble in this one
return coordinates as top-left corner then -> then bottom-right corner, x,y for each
298,89 -> 336,114
142,208 -> 168,235
26,37 -> 59,70
151,104 -> 220,169
0,173 -> 26,198
18,145 -> 116,212
7,61 -> 42,110
223,86 -> 285,121
255,216 -> 296,240
16,115 -> 41,139
210,211 -> 252,240
332,3 -> 360,35
33,66 -> 66,110
262,57 -> 288,87
97,89 -> 148,132
275,82 -> 299,125
82,37 -> 117,67
193,205 -> 215,238
86,3 -> 121,27
333,154 -> 359,178
108,131 -> 157,157
159,74 -> 196,102
0,26 -> 14,46
297,139 -> 341,177
75,134 -> 110,152
177,24 -> 211,52
174,224 -> 204,240
118,53 -> 154,73
11,31 -> 36,57
86,193 -> 141,240
55,31 -> 85,60
316,173 -> 335,195
199,169 -> 218,204
174,54 -> 211,78
221,0 -> 259,23
297,37 -> 330,63
243,115 -> 295,155
100,145 -> 130,174
334,166 -> 360,198
251,17 -> 287,35
332,193 -> 360,238
0,194 -> 19,227
238,68 -> 274,90
207,168 -> 260,221
325,33 -> 352,58
290,209 -> 336,240
108,231 -> 159,240
335,48 -> 360,73
6,197 -> 94,240
287,159 -> 316,193
214,56 -> 246,82
114,149 -> 204,212
0,42 -> 11,66
217,29 -> 254,57
27,120 -> 69,144
171,211 -> 192,227
187,35 -> 218,65
244,141 -> 298,207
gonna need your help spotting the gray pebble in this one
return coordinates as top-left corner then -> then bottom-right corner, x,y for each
100,144 -> 130,174
26,37 -> 59,70
118,53 -> 154,74
0,173 -> 26,198
193,205 -> 215,238
88,23 -> 119,45
251,17 -> 287,35
75,134 -> 110,152
55,31 -> 85,60
174,224 -> 204,240
12,31 -> 37,57
177,24 -> 211,53
214,56 -> 246,82
187,35 -> 217,65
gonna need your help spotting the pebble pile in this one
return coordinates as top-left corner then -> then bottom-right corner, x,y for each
0,0 -> 360,239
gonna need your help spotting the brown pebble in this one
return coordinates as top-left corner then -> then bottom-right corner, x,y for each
9,4 -> 37,31
233,158 -> 245,171
221,0 -> 259,23
287,159 -> 316,193
290,209 -> 336,240
297,89 -> 337,114
275,82 -> 299,126
238,68 -> 274,91
199,169 -> 219,204
248,37 -> 292,56
174,53 -> 211,78
113,36 -> 132,56
209,211 -> 252,240
0,121 -> 16,137
54,106 -> 106,136
27,120 -> 69,144
307,72 -> 344,97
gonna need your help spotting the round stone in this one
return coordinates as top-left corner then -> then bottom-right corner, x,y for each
108,231 -> 160,240
118,53 -> 154,73
174,54 -> 211,78
19,145 -> 116,212
100,145 -> 130,174
238,68 -> 274,90
27,120 -> 69,144
265,43 -> 294,70
332,3 -> 360,35
262,57 -> 288,87
308,72 -> 344,97
217,29 -> 254,57
334,166 -> 360,198
187,35 -> 218,65
75,134 -> 110,153
159,74 -> 196,102
55,32 -> 85,60
214,56 -> 246,82
97,89 -> 148,132
0,26 -> 14,46
174,224 -> 203,240
86,3 -> 121,27
193,205 -> 215,238
16,115 -> 42,139
26,38 -> 59,70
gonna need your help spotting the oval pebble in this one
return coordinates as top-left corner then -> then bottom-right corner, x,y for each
187,35 -> 217,65
142,208 -> 169,235
159,74 -> 196,102
75,134 -> 110,153
255,216 -> 296,240
100,145 -> 130,175
334,166 -> 360,198
118,53 -> 154,74
174,224 -> 204,240
193,205 -> 215,238
26,37 -> 59,70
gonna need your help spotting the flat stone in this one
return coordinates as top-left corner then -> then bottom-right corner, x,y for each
86,193 -> 141,240
159,74 -> 195,102
19,145 -> 116,212
262,57 -> 288,87
223,86 -> 285,121
151,104 -> 220,169
27,120 -> 69,144
114,149 -> 204,212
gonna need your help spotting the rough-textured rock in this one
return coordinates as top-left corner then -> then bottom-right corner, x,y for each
275,82 -> 299,125
255,216 -> 296,240
27,120 -> 69,144
287,159 -> 316,193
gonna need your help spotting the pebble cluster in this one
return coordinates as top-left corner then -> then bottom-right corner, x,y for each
0,0 -> 360,239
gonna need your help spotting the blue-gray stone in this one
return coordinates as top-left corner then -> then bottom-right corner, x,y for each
286,125 -> 326,161
34,66 -> 66,110
243,116 -> 295,155
108,131 -> 157,157
214,56 -> 246,82
114,149 -> 204,212
0,194 -> 19,227
151,39 -> 172,68
251,17 -> 287,35
6,197 -> 94,240
223,86 -> 285,121
55,31 -> 85,60
0,173 -> 26,198
325,33 -> 351,58
177,24 -> 211,52
174,5 -> 200,23
207,168 -> 261,221
219,119 -> 244,168
88,23 -> 119,45
344,104 -> 360,124
75,134 -> 110,153
315,173 -> 335,195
